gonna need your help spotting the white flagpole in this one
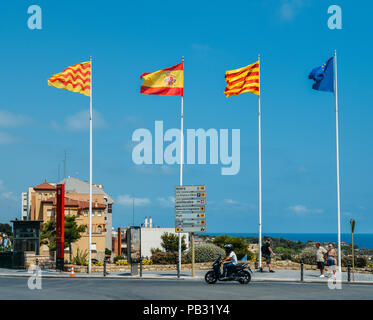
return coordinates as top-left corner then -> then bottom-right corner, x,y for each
258,54 -> 263,270
178,57 -> 184,278
88,56 -> 93,274
334,50 -> 342,273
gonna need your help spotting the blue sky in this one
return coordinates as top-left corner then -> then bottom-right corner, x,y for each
0,1 -> 372,234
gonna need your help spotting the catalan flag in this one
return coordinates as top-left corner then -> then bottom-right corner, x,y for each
48,61 -> 91,96
140,62 -> 183,96
224,61 -> 260,97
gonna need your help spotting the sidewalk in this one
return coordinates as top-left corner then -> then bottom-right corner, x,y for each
1,267 -> 372,284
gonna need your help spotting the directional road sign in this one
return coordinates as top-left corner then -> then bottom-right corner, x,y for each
175,185 -> 207,233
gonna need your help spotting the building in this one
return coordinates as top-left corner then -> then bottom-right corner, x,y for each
112,218 -> 190,259
58,177 -> 114,251
21,192 -> 28,221
25,177 -> 114,261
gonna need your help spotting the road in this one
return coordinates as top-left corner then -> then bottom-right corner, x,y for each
0,276 -> 372,300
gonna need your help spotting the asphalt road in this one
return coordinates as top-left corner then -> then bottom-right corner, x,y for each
0,277 -> 372,300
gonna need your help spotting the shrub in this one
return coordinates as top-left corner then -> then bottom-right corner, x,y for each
151,248 -> 162,254
115,260 -> 128,266
151,252 -> 186,265
142,259 -> 153,265
212,235 -> 253,260
184,243 -> 225,263
295,247 -> 317,265
73,249 -> 88,266
114,256 -> 125,263
95,261 -> 104,266
342,256 -> 368,268
161,232 -> 187,252
280,253 -> 293,261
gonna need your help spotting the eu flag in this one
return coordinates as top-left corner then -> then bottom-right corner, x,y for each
308,57 -> 334,92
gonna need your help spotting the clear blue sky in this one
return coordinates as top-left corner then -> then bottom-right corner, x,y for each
0,1 -> 372,234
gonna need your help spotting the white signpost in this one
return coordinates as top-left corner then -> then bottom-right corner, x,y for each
175,185 -> 206,277
175,185 -> 206,233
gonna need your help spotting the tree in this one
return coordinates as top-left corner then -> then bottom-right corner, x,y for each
212,235 -> 253,260
64,216 -> 86,262
0,223 -> 12,236
40,216 -> 86,262
160,232 -> 187,253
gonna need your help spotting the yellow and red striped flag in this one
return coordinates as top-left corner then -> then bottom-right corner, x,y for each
224,61 -> 259,97
140,62 -> 183,96
48,61 -> 91,96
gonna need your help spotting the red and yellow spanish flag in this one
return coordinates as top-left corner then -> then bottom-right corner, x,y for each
224,61 -> 259,97
48,61 -> 91,96
140,62 -> 183,96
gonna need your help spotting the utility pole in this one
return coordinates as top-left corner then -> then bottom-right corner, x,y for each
132,197 -> 135,226
63,149 -> 67,179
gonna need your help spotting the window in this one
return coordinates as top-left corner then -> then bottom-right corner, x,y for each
84,211 -> 88,217
47,210 -> 52,217
91,211 -> 95,217
108,204 -> 112,213
97,211 -> 102,217
97,226 -> 102,233
64,210 -> 68,216
91,243 -> 97,251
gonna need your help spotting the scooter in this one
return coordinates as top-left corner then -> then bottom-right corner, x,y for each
204,254 -> 252,284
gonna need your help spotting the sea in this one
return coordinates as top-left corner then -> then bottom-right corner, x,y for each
203,233 -> 373,249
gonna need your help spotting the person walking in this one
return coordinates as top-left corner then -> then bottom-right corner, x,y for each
261,239 -> 276,273
326,243 -> 337,278
315,242 -> 327,278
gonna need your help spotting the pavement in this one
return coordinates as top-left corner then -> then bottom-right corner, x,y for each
1,267 -> 372,284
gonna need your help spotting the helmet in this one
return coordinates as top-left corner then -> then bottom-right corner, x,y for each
224,244 -> 234,253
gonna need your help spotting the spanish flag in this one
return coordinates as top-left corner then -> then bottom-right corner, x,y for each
48,61 -> 91,96
140,62 -> 183,96
224,61 -> 259,97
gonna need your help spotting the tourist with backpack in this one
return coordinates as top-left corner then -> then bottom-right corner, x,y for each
261,238 -> 276,272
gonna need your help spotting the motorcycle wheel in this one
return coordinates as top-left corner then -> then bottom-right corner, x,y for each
239,270 -> 251,284
205,271 -> 218,284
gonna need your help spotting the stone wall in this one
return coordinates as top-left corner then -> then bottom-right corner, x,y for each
24,251 -> 54,269
63,260 -> 373,274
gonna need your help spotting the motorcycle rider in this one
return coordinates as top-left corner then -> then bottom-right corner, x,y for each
221,244 -> 238,279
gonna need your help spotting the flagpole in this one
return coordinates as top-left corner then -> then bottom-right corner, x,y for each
258,54 -> 263,270
88,56 -> 93,274
334,50 -> 341,273
177,56 -> 184,279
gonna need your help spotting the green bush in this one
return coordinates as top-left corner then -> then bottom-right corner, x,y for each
184,243 -> 225,263
161,232 -> 187,252
151,252 -> 186,265
342,256 -> 368,268
113,255 -> 125,263
212,235 -> 253,260
275,246 -> 297,261
72,248 -> 88,266
295,247 -> 317,265
150,248 -> 162,254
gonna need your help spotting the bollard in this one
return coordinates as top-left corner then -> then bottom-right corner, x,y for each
140,258 -> 143,278
300,261 -> 304,282
347,262 -> 351,282
35,258 -> 39,267
104,259 -> 107,277
254,261 -> 258,270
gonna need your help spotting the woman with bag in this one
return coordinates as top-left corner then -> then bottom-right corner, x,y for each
326,243 -> 337,278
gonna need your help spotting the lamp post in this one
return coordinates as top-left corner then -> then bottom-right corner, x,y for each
350,219 -> 356,281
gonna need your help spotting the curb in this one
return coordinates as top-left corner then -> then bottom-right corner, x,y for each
1,273 -> 373,285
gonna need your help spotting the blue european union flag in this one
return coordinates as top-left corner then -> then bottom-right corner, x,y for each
308,57 -> 334,92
